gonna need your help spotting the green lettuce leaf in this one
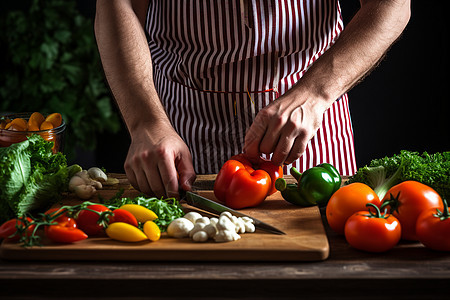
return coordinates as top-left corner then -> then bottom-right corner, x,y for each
0,134 -> 72,223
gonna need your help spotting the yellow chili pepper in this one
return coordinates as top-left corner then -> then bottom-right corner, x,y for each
119,204 -> 158,223
143,221 -> 161,242
105,222 -> 148,242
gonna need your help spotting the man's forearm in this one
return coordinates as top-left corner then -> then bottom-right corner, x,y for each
94,0 -> 170,137
293,0 -> 411,109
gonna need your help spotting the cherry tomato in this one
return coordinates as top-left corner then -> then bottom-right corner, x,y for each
416,199 -> 450,251
0,217 -> 35,242
76,204 -> 111,236
110,208 -> 139,227
44,208 -> 77,231
345,204 -> 401,253
43,207 -> 87,243
381,181 -> 443,241
46,225 -> 87,244
45,218 -> 87,244
326,183 -> 380,235
45,208 -> 71,223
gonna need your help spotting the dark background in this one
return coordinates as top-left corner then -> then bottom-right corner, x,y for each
4,0 -> 449,172
341,0 -> 449,167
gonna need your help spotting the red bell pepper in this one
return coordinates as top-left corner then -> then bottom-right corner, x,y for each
213,154 -> 283,209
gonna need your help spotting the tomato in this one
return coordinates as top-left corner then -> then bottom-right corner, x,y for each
44,208 -> 87,243
416,199 -> 450,251
345,204 -> 401,253
106,222 -> 148,242
44,208 -> 77,231
45,220 -> 87,244
118,204 -> 158,223
76,204 -> 111,236
45,207 -> 70,222
0,217 -> 35,242
326,183 -> 380,235
110,208 -> 139,227
143,221 -> 161,242
46,225 -> 87,244
381,181 -> 443,241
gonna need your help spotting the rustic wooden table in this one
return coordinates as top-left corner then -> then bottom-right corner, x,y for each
1,175 -> 449,299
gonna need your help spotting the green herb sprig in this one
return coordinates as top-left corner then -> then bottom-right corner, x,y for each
100,194 -> 185,232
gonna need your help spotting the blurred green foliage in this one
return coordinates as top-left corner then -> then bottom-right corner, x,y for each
0,0 -> 120,160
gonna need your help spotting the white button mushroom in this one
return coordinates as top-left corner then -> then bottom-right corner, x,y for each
167,218 -> 194,238
217,215 -> 236,232
183,212 -> 203,224
192,231 -> 209,242
168,212 -> 254,243
195,217 -> 211,225
244,222 -> 256,233
220,211 -> 233,220
203,224 -> 217,238
209,217 -> 219,226
189,222 -> 207,238
230,215 -> 246,233
214,229 -> 241,242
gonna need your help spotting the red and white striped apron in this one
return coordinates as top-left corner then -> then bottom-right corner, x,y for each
145,0 -> 357,176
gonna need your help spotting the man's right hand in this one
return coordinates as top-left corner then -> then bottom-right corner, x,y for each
124,125 -> 196,199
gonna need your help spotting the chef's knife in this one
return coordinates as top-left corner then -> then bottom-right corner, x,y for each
180,190 -> 286,235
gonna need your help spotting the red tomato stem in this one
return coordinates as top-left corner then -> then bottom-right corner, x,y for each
82,207 -> 114,226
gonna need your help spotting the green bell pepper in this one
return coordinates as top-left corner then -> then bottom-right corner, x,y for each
275,163 -> 341,207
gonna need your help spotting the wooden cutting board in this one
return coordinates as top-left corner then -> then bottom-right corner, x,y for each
0,174 -> 329,261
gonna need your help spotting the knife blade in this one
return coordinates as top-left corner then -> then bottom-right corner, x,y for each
180,190 -> 286,235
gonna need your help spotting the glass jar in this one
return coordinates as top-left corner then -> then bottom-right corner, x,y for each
0,112 -> 66,153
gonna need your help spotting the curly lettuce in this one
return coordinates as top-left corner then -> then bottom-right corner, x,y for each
347,150 -> 450,200
0,134 -> 78,223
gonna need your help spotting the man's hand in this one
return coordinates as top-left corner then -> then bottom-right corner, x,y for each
244,0 -> 410,166
243,90 -> 327,166
124,125 -> 196,198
